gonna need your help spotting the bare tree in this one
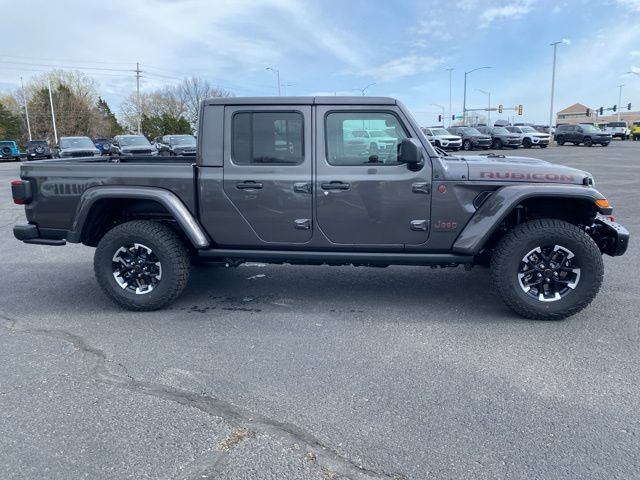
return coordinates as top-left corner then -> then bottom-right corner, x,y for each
179,77 -> 233,126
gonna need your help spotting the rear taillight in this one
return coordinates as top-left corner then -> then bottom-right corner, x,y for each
11,179 -> 32,205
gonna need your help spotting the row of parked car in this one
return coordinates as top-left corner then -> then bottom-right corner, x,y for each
0,134 -> 197,162
422,124 -> 551,151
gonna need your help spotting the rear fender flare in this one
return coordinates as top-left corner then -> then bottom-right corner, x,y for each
68,186 -> 210,248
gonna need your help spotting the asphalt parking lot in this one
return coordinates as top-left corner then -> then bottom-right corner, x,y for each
1,142 -> 639,480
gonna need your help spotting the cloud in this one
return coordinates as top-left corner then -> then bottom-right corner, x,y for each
479,0 -> 536,27
614,0 -> 640,12
631,51 -> 640,57
359,55 -> 444,82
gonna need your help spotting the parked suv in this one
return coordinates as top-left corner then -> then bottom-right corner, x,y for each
447,126 -> 491,151
632,121 -> 640,141
111,135 -> 157,156
505,126 -> 550,148
154,134 -> 197,156
555,124 -> 611,147
476,126 -> 521,149
93,137 -> 112,155
26,140 -> 52,160
0,140 -> 21,161
55,136 -> 101,158
422,127 -> 462,151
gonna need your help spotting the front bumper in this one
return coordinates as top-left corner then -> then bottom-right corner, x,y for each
590,215 -> 629,257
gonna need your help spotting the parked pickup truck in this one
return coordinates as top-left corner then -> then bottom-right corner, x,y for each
11,96 -> 629,320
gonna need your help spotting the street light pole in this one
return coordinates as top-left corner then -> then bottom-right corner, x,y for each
352,83 -> 376,96
20,77 -> 32,141
431,104 -> 445,126
463,66 -> 491,125
445,68 -> 453,126
549,39 -> 569,132
617,84 -> 624,121
475,88 -> 491,125
266,67 -> 281,96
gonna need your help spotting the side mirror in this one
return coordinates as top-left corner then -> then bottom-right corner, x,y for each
398,138 -> 422,165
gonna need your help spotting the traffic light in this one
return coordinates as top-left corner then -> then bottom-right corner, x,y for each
585,108 -> 591,117
452,115 -> 455,121
613,105 -> 617,112
599,107 -> 604,115
628,103 -> 632,111
438,114 -> 442,122
517,104 -> 523,115
498,104 -> 503,114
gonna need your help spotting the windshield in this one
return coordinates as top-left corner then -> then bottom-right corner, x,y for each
461,127 -> 481,135
119,136 -> 151,146
169,135 -> 196,145
581,125 -> 600,133
634,121 -> 640,127
493,127 -> 509,135
60,137 -> 95,149
608,122 -> 626,127
367,130 -> 388,138
432,128 -> 450,135
350,130 -> 369,138
521,126 -> 537,133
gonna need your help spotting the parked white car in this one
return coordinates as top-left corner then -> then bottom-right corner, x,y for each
421,127 -> 462,151
505,126 -> 550,149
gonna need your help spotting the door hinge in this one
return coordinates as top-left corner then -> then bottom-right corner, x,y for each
412,182 -> 430,194
294,182 -> 311,194
294,219 -> 311,230
410,220 -> 429,231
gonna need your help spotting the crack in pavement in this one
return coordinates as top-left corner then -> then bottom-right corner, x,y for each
0,313 -> 407,480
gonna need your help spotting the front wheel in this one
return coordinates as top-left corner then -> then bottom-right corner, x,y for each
556,137 -> 565,146
94,220 -> 191,311
492,138 -> 503,149
522,138 -> 532,148
584,137 -> 593,147
462,139 -> 472,151
490,219 -> 603,320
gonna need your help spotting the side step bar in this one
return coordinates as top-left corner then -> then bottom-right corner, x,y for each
197,248 -> 474,266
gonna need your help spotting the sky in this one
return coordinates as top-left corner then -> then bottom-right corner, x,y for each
1,0 -> 640,126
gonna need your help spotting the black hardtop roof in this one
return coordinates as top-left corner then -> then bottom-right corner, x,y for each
205,96 -> 398,106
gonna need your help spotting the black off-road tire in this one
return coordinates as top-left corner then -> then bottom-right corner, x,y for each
490,219 -> 604,320
94,220 -> 190,311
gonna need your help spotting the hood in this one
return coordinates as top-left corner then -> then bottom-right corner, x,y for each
462,154 -> 592,185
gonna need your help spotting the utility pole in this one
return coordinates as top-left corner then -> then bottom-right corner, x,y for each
135,62 -> 142,134
549,40 -> 569,131
266,67 -> 281,96
617,84 -> 624,121
476,88 -> 491,125
21,77 -> 32,141
445,68 -> 453,127
47,79 -> 58,145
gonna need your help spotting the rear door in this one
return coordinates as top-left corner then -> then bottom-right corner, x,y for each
315,106 -> 432,246
223,105 -> 313,244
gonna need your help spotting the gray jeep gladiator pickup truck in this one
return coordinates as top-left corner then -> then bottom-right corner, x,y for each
11,97 -> 629,319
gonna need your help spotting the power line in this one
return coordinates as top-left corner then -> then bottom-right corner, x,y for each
0,59 -> 133,72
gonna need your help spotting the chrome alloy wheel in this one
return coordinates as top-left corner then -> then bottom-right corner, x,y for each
517,245 -> 581,302
112,243 -> 162,295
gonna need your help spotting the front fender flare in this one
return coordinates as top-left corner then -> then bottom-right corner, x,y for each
452,184 -> 608,256
67,186 -> 210,248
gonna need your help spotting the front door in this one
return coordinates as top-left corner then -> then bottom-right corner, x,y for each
315,107 -> 432,246
223,106 -> 312,244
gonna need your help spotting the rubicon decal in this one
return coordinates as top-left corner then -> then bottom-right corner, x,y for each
480,172 -> 576,182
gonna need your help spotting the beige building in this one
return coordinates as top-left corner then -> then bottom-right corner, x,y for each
556,102 -> 640,126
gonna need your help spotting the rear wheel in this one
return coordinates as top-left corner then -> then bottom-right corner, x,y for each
94,220 -> 190,311
540,144 -> 548,148
602,142 -> 609,147
491,219 -> 603,320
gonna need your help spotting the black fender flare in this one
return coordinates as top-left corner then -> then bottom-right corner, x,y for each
67,186 -> 210,248
452,184 -> 610,255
